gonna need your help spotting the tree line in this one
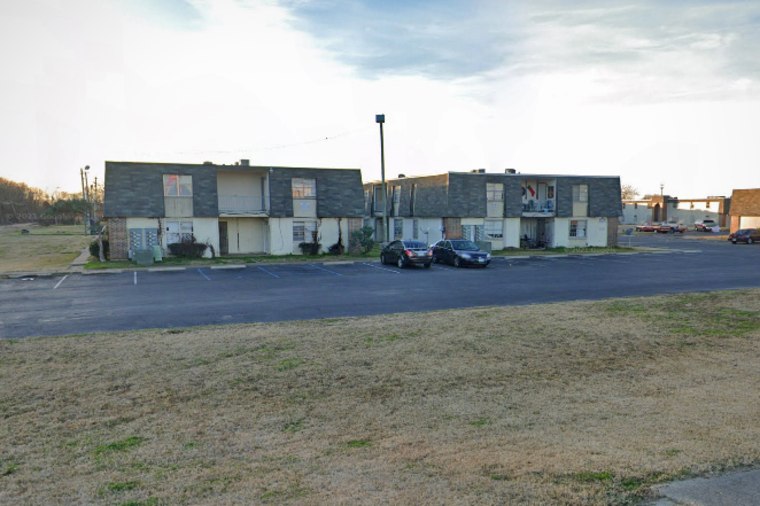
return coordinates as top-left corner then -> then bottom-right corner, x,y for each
0,177 -> 100,225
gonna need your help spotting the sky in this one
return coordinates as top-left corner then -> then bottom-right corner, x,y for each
1,0 -> 759,199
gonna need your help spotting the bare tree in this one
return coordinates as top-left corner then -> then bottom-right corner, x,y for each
621,184 -> 639,200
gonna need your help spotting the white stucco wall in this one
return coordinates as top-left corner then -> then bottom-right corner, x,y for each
586,217 -> 609,247
192,218 -> 220,258
222,218 -> 267,254
504,218 -> 521,248
269,217 -> 294,255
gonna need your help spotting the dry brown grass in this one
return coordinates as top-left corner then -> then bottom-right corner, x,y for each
2,290 -> 760,505
0,224 -> 90,273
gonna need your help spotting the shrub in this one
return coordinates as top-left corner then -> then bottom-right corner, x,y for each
89,239 -> 109,260
328,239 -> 344,255
298,241 -> 321,256
168,236 -> 207,258
349,226 -> 375,254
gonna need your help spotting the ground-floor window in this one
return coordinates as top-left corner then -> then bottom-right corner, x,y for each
485,220 -> 503,239
293,220 -> 318,242
394,218 -> 403,239
570,219 -> 587,238
165,220 -> 193,244
461,224 -> 484,242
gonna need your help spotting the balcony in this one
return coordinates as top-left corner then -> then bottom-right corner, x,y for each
522,199 -> 555,217
218,195 -> 267,216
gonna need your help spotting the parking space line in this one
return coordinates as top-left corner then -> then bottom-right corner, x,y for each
53,275 -> 68,290
197,268 -> 211,281
257,266 -> 280,278
310,264 -> 342,276
362,262 -> 400,274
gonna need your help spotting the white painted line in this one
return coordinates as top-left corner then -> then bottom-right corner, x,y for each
53,275 -> 68,290
362,262 -> 400,274
134,271 -> 138,285
197,268 -> 211,281
310,264 -> 342,276
257,265 -> 280,278
323,261 -> 354,266
210,264 -> 246,270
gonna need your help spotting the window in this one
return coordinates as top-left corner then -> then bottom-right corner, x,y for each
165,220 -> 193,244
293,220 -> 318,242
373,187 -> 383,212
485,220 -> 503,239
163,175 -> 192,197
462,224 -> 484,242
292,178 -> 316,199
412,219 -> 419,240
572,184 -> 588,202
394,218 -> 403,239
487,183 -> 504,201
569,219 -> 587,238
392,185 -> 401,212
548,186 -> 555,199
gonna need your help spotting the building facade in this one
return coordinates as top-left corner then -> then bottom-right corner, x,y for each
364,170 -> 622,249
729,188 -> 760,232
622,195 -> 730,227
103,160 -> 364,260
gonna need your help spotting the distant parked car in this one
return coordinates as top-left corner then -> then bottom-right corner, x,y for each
694,219 -> 717,232
380,240 -> 432,268
430,239 -> 491,268
635,224 -> 656,232
728,228 -> 760,244
656,222 -> 686,234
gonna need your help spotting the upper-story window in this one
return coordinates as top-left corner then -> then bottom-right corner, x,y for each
163,175 -> 192,197
292,178 -> 316,199
487,183 -> 504,201
572,184 -> 588,203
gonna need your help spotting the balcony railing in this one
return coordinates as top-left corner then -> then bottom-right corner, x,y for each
218,195 -> 267,215
522,200 -> 555,216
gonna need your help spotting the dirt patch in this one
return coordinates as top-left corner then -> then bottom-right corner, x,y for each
1,290 -> 759,504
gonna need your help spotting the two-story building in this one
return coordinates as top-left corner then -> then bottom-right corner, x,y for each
729,188 -> 760,232
364,170 -> 622,249
103,160 -> 364,260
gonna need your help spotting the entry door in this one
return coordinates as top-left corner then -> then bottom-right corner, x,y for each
219,221 -> 229,255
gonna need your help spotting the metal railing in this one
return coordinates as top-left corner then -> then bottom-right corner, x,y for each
218,195 -> 267,214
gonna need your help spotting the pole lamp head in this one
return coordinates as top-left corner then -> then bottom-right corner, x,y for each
375,114 -> 385,124
85,165 -> 90,171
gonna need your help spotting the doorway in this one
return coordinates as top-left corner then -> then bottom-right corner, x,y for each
219,221 -> 229,255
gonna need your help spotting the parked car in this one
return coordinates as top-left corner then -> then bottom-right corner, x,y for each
656,222 -> 686,233
380,240 -> 432,268
430,239 -> 491,267
635,224 -> 656,232
728,228 -> 760,244
694,219 -> 717,232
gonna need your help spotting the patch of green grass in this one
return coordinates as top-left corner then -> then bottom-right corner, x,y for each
107,481 -> 139,492
664,448 -> 682,457
574,470 -> 614,483
2,462 -> 19,476
469,417 -> 490,428
346,439 -> 371,448
94,436 -> 145,456
283,418 -> 304,433
276,357 -> 303,371
183,441 -> 198,450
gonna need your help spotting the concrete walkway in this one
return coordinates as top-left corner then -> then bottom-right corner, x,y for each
650,468 -> 760,505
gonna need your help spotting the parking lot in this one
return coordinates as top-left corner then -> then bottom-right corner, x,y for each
1,234 -> 759,339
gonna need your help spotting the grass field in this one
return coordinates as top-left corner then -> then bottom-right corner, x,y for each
0,224 -> 91,273
2,290 -> 760,505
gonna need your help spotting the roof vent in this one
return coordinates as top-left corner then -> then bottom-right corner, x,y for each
240,159 -> 250,166
505,168 -> 516,174
398,173 -> 406,178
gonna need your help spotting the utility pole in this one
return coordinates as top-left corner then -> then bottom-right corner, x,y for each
80,165 -> 90,234
376,114 -> 389,243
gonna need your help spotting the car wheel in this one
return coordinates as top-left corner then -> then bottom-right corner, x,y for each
432,255 -> 439,264
380,253 -> 387,264
397,256 -> 405,269
732,240 -> 737,244
454,257 -> 461,268
424,262 -> 431,269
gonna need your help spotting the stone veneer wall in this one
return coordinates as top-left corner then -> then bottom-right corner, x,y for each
108,217 -> 128,260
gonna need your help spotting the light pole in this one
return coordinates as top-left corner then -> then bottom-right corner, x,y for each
375,114 -> 388,243
80,165 -> 90,235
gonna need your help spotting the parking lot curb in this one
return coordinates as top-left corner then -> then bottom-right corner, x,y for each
210,264 -> 247,270
82,269 -> 126,275
147,267 -> 186,272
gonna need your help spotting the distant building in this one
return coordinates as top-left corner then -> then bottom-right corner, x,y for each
103,160 -> 364,260
729,188 -> 760,232
364,170 -> 622,249
622,195 -> 730,227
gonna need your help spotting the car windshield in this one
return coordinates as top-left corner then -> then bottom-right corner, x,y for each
403,241 -> 427,249
450,240 -> 479,251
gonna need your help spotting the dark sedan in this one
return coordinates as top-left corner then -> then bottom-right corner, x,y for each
431,239 -> 491,267
729,228 -> 760,244
380,240 -> 433,268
